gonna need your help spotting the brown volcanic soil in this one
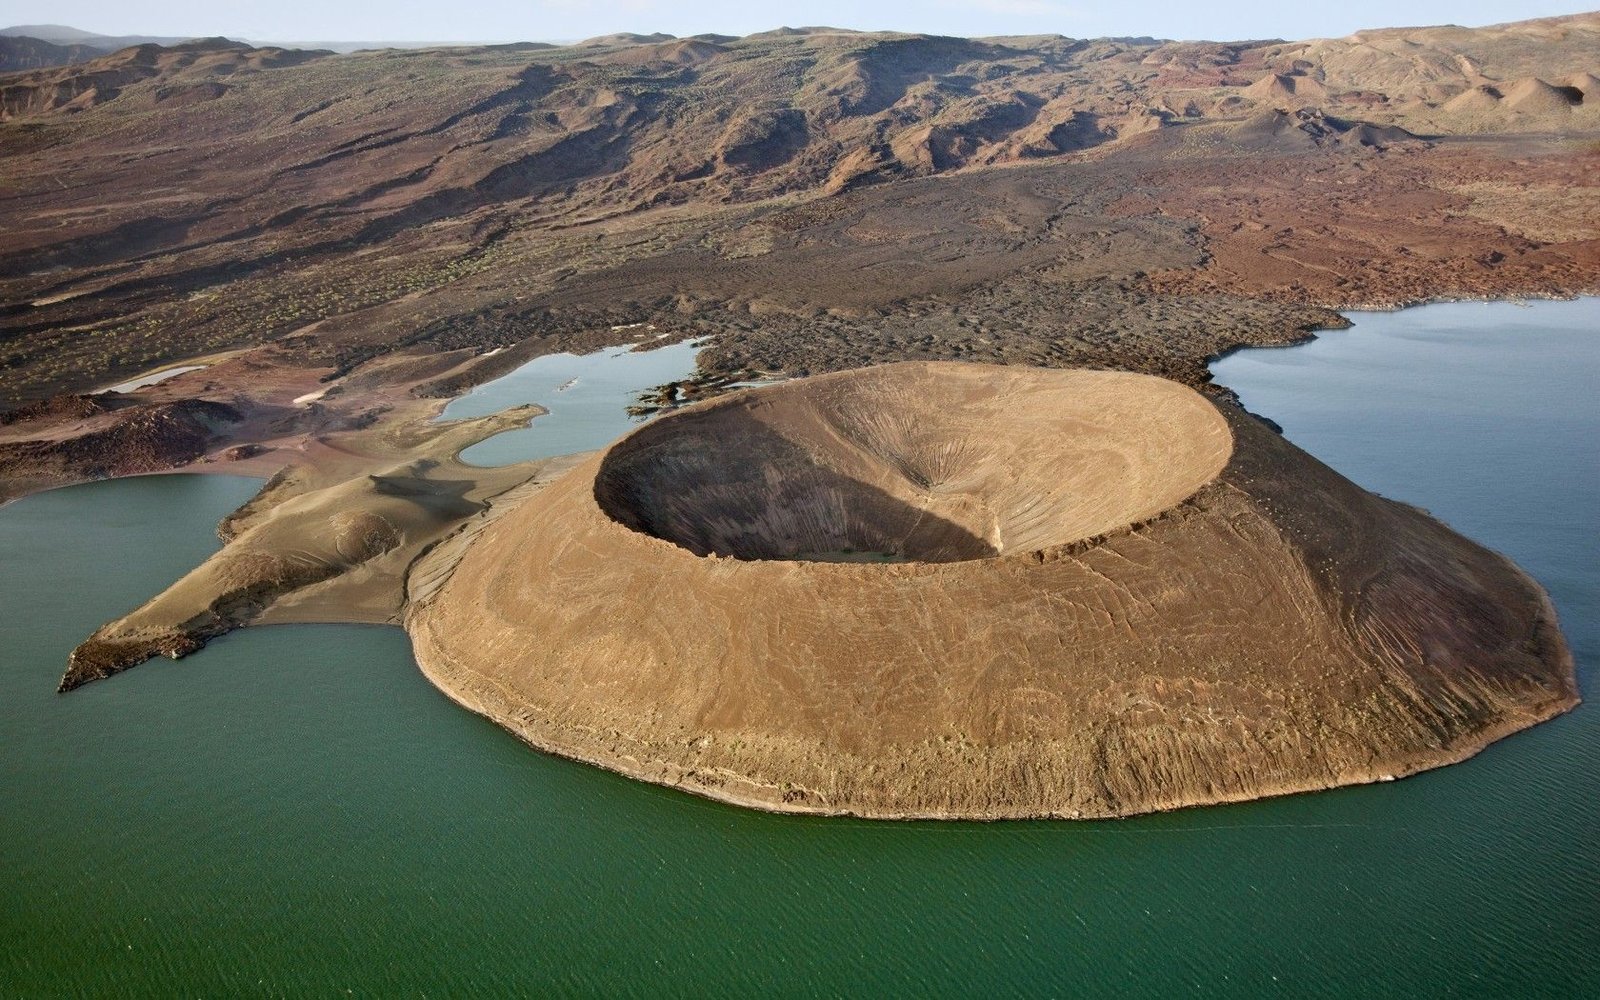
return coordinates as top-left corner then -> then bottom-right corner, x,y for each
0,14 -> 1595,445
407,363 -> 1576,819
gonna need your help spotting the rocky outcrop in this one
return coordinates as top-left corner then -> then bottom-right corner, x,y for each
0,398 -> 241,501
408,362 -> 1577,819
1223,107 -> 1421,150
0,392 -> 122,426
63,554 -> 340,690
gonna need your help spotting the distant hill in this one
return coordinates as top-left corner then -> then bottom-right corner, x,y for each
1,24 -> 107,41
0,37 -> 327,119
0,10 -> 1594,414
0,24 -> 193,49
0,24 -> 553,59
0,24 -> 210,71
0,34 -> 101,72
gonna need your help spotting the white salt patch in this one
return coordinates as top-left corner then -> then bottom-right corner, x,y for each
98,365 -> 207,394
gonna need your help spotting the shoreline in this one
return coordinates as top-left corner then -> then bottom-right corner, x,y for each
405,497 -> 1580,823
1201,290 -> 1600,375
408,632 -> 1579,822
5,286 -> 1597,512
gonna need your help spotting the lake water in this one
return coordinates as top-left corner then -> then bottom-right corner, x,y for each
439,338 -> 706,466
2,300 -> 1595,995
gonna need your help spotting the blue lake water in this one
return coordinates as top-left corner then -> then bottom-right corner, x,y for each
439,338 -> 705,466
1,300 -> 1595,995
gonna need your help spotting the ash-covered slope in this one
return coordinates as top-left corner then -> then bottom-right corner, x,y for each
408,363 -> 1576,819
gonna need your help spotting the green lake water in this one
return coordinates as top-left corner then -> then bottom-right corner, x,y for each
2,299 -> 1595,996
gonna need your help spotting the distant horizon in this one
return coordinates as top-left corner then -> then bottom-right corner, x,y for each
6,2 -> 1597,48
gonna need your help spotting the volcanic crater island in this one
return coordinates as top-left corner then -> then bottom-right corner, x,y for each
3,13 -> 1595,819
405,362 -> 1575,818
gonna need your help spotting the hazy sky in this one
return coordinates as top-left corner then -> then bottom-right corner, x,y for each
7,1 -> 1593,43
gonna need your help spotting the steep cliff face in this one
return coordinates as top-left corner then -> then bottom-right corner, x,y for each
407,363 -> 1577,819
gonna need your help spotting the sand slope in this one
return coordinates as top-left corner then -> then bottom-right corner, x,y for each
60,401 -> 569,690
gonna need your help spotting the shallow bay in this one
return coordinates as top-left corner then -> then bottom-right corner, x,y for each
439,338 -> 705,466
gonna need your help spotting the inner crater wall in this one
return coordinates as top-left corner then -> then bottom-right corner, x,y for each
593,363 -> 1234,562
